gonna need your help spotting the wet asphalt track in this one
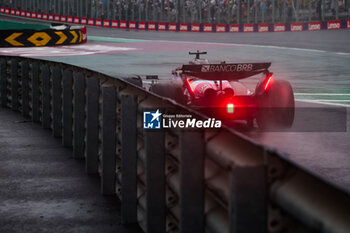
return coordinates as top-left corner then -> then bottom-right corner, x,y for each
1,14 -> 350,191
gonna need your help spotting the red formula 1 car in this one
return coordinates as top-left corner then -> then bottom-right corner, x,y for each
149,51 -> 295,129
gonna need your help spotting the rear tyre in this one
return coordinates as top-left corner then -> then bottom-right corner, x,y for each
256,80 -> 294,129
149,81 -> 186,105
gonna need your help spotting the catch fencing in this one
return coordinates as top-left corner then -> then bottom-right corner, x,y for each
1,5 -> 349,32
1,0 -> 350,24
0,55 -> 349,233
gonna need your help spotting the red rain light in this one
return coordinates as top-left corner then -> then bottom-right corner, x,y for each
186,78 -> 194,93
264,76 -> 273,91
227,103 -> 234,114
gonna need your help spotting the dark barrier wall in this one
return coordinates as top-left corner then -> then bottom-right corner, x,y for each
0,28 -> 85,47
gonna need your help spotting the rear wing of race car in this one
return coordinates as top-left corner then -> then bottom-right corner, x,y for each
181,63 -> 271,80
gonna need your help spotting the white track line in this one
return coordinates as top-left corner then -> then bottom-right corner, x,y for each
297,99 -> 350,107
296,99 -> 350,102
295,93 -> 350,96
336,52 -> 350,56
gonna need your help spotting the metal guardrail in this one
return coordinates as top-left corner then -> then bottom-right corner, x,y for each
0,55 -> 349,233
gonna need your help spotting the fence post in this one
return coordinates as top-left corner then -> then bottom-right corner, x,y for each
181,0 -> 185,23
145,0 -> 148,21
255,0 -> 258,24
308,0 -> 312,21
21,60 -> 30,117
85,78 -> 100,174
246,0 -> 250,23
31,62 -> 40,122
10,59 -> 19,111
283,0 -> 287,22
321,0 -> 325,21
101,86 -> 116,195
161,0 -> 164,22
229,166 -> 267,233
335,0 -> 339,20
295,0 -> 300,22
272,0 -> 275,23
80,0 -> 83,17
62,69 -> 73,147
126,1 -> 129,21
41,64 -> 51,129
0,58 -> 7,107
199,0 -> 202,23
121,95 -> 138,224
262,0 -> 265,23
52,66 -> 62,138
73,72 -> 86,159
139,1 -> 142,22
179,131 -> 205,233
87,0 -> 90,18
145,129 -> 166,233
107,0 -> 110,20
237,0 -> 241,24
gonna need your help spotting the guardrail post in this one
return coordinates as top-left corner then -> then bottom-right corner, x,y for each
0,58 -> 6,107
121,95 -> 138,224
101,86 -> 116,195
229,166 -> 267,233
21,60 -> 29,116
31,62 -> 40,122
179,131 -> 205,233
86,78 -> 100,174
144,128 -> 166,233
41,64 -> 51,129
52,66 -> 62,138
73,72 -> 86,159
10,59 -> 19,111
62,70 -> 73,147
